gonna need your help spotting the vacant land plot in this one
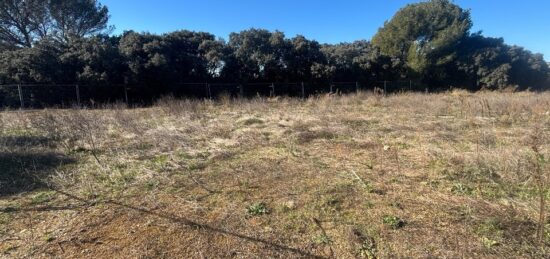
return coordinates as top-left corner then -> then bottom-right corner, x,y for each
0,91 -> 548,258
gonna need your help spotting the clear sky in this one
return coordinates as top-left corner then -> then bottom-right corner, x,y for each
100,0 -> 550,60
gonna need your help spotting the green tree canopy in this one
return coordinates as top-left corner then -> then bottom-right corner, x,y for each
229,29 -> 290,82
0,0 -> 110,48
48,0 -> 111,43
372,0 -> 472,80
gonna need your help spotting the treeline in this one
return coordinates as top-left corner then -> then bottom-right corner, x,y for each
0,0 -> 548,96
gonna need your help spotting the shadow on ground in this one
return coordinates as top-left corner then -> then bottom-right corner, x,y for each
0,152 -> 75,197
0,135 -> 54,148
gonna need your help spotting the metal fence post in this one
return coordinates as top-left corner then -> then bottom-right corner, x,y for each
383,81 -> 387,96
239,84 -> 244,98
330,84 -> 333,93
409,80 -> 412,91
301,82 -> 305,99
271,82 -> 275,97
356,81 -> 359,93
75,84 -> 81,106
17,84 -> 24,109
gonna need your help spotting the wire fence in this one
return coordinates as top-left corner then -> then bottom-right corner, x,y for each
0,80 -> 429,109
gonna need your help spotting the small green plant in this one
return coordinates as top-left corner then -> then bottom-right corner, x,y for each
43,233 -> 56,242
0,213 -> 10,225
476,218 -> 503,248
151,154 -> 170,168
144,179 -> 159,191
382,215 -> 405,229
313,233 -> 332,245
481,236 -> 499,248
428,180 -> 440,188
396,142 -> 411,149
358,239 -> 377,258
188,161 -> 208,171
451,183 -> 472,195
363,201 -> 374,210
247,202 -> 269,216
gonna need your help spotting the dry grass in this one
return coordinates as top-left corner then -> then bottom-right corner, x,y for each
0,91 -> 549,258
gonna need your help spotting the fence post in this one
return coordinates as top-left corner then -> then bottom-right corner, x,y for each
239,84 -> 244,98
383,81 -> 387,96
75,84 -> 81,107
301,82 -> 305,99
124,84 -> 129,105
330,84 -> 333,94
356,81 -> 359,93
17,84 -> 24,109
271,82 -> 275,97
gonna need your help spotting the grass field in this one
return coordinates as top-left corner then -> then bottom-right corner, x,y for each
0,91 -> 548,258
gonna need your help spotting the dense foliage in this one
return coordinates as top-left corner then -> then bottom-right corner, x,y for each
0,0 -> 548,98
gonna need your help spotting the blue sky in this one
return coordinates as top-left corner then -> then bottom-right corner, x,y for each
101,0 -> 550,60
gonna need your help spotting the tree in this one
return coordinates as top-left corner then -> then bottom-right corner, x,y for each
118,30 -> 222,97
48,0 -> 111,43
59,35 -> 124,84
118,31 -> 165,85
455,34 -> 549,90
0,0 -> 111,49
0,38 -> 62,83
199,38 -> 229,79
372,0 -> 472,83
352,42 -> 404,82
228,29 -> 290,82
0,0 -> 49,48
319,41 -> 402,83
286,35 -> 324,82
506,46 -> 549,90
162,30 -> 215,82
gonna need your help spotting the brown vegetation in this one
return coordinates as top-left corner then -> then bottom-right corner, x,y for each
0,91 -> 548,258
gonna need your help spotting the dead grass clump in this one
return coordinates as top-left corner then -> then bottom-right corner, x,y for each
32,110 -> 107,153
296,128 -> 338,144
241,117 -> 265,126
156,96 -> 210,119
